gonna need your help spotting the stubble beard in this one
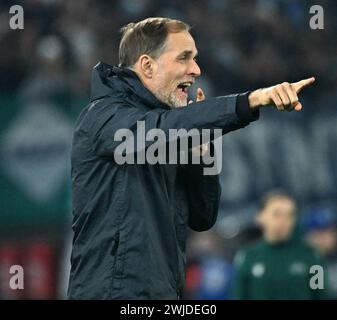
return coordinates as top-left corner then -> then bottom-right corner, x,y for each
154,89 -> 187,109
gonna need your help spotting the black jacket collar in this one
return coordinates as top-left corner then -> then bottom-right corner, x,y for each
90,62 -> 170,110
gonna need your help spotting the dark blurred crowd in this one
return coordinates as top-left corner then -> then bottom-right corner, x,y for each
1,0 -> 337,108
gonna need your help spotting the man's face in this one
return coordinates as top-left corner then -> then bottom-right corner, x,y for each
149,31 -> 201,108
257,197 -> 296,243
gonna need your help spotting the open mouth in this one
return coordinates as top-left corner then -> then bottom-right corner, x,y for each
177,81 -> 193,95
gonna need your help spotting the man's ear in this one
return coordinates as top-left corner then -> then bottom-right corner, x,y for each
138,54 -> 154,79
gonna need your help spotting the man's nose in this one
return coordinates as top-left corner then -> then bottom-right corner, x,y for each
188,59 -> 201,77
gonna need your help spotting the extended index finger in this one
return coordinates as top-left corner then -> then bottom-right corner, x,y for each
292,77 -> 315,93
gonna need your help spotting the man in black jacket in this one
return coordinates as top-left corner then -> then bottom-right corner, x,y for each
68,17 -> 315,299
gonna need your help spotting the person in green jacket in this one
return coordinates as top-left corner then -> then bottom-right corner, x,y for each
232,191 -> 327,300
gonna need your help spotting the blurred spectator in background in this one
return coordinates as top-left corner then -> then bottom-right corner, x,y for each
303,207 -> 337,299
232,191 -> 327,300
184,231 -> 234,300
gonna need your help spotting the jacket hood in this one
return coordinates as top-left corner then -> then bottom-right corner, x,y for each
90,62 -> 170,110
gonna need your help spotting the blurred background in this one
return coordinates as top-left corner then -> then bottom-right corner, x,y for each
0,0 -> 336,299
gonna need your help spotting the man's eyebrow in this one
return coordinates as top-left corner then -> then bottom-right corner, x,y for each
177,50 -> 198,58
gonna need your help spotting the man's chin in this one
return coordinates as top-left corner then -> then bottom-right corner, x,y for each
170,97 -> 188,108
175,102 -> 187,108
159,92 -> 187,108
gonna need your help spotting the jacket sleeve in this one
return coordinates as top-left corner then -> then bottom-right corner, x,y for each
182,143 -> 221,231
83,93 -> 258,157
